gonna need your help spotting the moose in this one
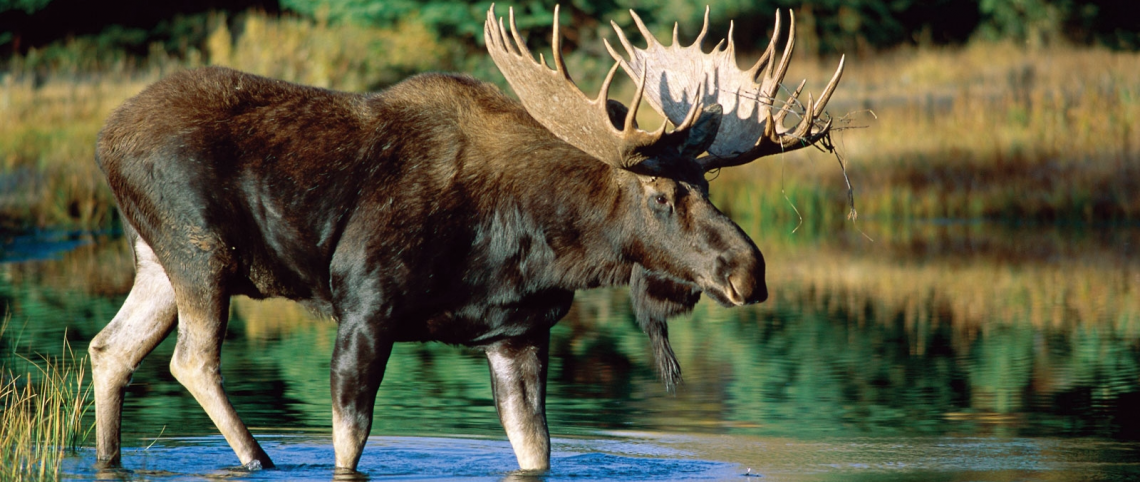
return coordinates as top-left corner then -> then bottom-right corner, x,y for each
88,5 -> 843,473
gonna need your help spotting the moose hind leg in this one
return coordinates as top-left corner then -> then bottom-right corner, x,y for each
167,275 -> 274,469
89,238 -> 178,466
486,333 -> 551,471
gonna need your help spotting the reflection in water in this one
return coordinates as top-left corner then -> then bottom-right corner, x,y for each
61,435 -> 737,481
56,434 -> 1140,481
2,222 -> 1139,480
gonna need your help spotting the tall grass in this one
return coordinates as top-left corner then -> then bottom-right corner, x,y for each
721,42 -> 1140,223
0,316 -> 93,481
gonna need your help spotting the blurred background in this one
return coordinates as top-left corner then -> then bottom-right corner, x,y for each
0,0 -> 1137,230
1,1 -> 1138,479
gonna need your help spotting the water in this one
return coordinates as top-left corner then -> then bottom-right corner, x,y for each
3,221 -> 1139,480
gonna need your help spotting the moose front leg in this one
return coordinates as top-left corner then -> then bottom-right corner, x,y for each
486,332 -> 551,471
168,285 -> 274,469
90,237 -> 178,466
330,319 -> 394,471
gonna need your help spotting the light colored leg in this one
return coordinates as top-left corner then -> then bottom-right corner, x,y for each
89,239 -> 178,465
168,281 -> 274,469
486,334 -> 551,471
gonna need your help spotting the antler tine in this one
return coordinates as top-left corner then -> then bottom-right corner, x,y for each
747,10 -> 780,82
784,93 -> 815,145
507,8 -> 532,61
675,77 -> 706,131
551,5 -> 570,78
497,16 -> 512,53
484,5 -> 673,169
596,61 -> 621,109
777,11 -> 796,82
610,20 -> 636,62
630,10 -> 658,48
768,10 -> 796,97
763,108 -> 776,140
813,54 -> 845,117
695,7 -> 710,46
625,67 -> 648,132
774,79 -> 806,125
813,116 -> 834,140
726,21 -> 736,57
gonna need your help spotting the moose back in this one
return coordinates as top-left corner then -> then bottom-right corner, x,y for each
88,5 -> 843,473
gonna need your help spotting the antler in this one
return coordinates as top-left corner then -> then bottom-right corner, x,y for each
606,8 -> 845,171
484,5 -> 703,168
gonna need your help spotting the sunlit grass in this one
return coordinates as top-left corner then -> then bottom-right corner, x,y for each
720,42 -> 1140,223
0,316 -> 93,481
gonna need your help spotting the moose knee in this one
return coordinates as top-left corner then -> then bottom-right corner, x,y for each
89,336 -> 138,388
169,345 -> 223,389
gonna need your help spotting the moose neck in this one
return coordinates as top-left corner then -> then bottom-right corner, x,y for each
391,75 -> 639,294
467,142 -> 635,294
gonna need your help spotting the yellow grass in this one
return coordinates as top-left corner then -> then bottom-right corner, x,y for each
0,317 -> 92,481
720,43 -> 1140,222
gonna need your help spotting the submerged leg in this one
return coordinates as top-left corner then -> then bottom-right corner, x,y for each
486,332 -> 551,471
330,319 -> 394,470
89,238 -> 178,466
167,274 -> 273,469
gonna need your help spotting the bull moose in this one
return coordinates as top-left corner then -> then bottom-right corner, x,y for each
88,5 -> 843,473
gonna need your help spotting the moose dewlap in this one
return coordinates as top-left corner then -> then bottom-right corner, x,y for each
88,5 -> 843,473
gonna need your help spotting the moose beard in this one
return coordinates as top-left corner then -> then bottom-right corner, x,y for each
630,265 -> 702,393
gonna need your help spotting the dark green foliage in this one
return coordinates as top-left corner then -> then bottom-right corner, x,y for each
976,0 -> 1139,49
4,0 -> 1137,65
0,0 -> 50,14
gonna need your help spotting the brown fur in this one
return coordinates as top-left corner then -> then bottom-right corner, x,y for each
90,66 -> 767,472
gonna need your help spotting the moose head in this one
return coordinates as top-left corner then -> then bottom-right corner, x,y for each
485,5 -> 843,390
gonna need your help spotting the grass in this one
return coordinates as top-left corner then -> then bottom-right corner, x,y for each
717,42 -> 1140,224
0,12 -> 1138,230
0,316 -> 93,481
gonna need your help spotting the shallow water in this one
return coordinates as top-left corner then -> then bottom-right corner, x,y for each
3,222 -> 1140,480
54,434 -> 1140,481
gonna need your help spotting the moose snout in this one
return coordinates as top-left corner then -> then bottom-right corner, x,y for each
714,252 -> 767,306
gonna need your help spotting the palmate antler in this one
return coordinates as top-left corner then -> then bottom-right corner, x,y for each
606,8 -> 845,170
484,5 -> 704,169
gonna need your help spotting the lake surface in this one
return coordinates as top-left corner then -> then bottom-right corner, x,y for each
2,220 -> 1139,481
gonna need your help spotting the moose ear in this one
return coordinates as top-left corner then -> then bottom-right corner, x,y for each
605,99 -> 632,130
680,104 -> 722,158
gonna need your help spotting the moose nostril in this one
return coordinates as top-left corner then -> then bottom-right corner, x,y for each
724,265 -> 767,305
715,255 -> 768,305
754,280 -> 768,303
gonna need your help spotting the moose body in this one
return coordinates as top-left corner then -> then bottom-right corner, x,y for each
91,66 -> 762,469
90,6 -> 842,473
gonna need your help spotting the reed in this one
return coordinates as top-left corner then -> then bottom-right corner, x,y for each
0,316 -> 93,481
